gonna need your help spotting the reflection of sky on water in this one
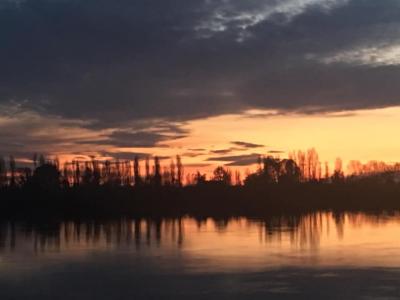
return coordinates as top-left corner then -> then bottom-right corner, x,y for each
1,212 -> 400,299
1,212 -> 400,274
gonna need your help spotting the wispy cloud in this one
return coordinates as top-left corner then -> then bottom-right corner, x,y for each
268,150 -> 285,154
231,141 -> 264,148
314,44 -> 400,67
77,129 -> 186,148
196,0 -> 349,40
100,151 -> 151,161
206,153 -> 261,166
210,148 -> 236,155
0,103 -> 188,160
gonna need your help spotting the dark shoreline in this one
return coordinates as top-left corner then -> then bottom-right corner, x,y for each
1,182 -> 400,220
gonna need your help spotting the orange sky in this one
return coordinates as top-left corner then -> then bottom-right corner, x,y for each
40,105 -> 400,179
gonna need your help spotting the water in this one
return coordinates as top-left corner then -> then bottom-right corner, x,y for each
1,211 -> 400,299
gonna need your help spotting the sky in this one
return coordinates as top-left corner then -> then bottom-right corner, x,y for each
1,0 -> 400,173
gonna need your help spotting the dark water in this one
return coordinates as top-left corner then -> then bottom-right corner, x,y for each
1,212 -> 400,299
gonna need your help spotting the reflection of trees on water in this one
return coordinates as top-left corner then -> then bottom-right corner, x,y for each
0,212 -> 399,253
259,214 -> 321,248
0,219 -> 186,253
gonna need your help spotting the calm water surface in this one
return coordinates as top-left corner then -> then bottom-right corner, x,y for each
1,211 -> 400,299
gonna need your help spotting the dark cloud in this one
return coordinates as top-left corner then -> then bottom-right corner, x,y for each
210,149 -> 235,155
156,156 -> 172,161
231,141 -> 264,148
100,151 -> 173,161
184,163 -> 212,168
268,150 -> 285,154
2,0 -> 400,132
0,105 -> 98,159
1,0 -> 400,161
206,153 -> 261,166
100,151 -> 151,161
78,131 -> 169,148
0,104 -> 187,160
181,152 -> 205,158
77,126 -> 188,148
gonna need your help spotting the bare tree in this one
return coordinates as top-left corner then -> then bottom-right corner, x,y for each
145,157 -> 150,184
74,161 -> 81,186
32,153 -> 38,169
333,157 -> 344,182
176,155 -> 183,187
39,154 -> 46,166
212,166 -> 232,185
324,161 -> 330,180
153,156 -> 162,187
9,155 -> 16,187
235,170 -> 242,186
134,156 -> 142,187
0,156 -> 6,187
170,159 -> 176,185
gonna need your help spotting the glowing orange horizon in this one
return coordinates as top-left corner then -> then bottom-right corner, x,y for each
21,105 -> 400,180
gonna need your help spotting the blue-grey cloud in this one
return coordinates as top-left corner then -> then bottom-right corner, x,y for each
77,129 -> 187,148
1,0 -> 400,143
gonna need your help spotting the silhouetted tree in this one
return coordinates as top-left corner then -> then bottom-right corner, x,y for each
263,156 -> 280,183
114,159 -> 122,186
54,156 -> 60,170
332,157 -> 344,183
307,148 -> 319,181
194,172 -> 207,185
9,156 -> 16,187
162,166 -> 170,186
32,163 -> 60,190
134,156 -> 142,186
170,159 -> 176,185
297,150 -> 306,181
153,156 -> 162,187
145,157 -> 150,184
62,162 -> 70,188
0,156 -> 6,187
82,162 -> 93,186
104,160 -> 111,184
185,173 -> 193,185
19,167 -> 31,186
39,154 -> 46,166
176,155 -> 183,187
92,159 -> 101,186
32,153 -> 38,169
278,159 -> 301,184
234,170 -> 242,186
257,155 -> 263,172
212,166 -> 232,185
324,161 -> 330,180
74,161 -> 81,186
124,161 -> 132,186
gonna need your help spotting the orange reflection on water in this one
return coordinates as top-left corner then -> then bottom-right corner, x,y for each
1,212 -> 400,272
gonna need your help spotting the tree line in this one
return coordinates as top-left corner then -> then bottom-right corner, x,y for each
1,148 -> 400,190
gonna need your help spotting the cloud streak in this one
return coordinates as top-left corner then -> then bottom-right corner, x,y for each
206,153 -> 261,166
196,0 -> 349,41
231,141 -> 264,148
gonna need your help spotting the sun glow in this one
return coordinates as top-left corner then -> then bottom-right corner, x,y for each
166,106 -> 400,176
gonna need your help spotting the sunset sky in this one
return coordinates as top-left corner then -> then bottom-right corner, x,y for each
2,0 -> 400,174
